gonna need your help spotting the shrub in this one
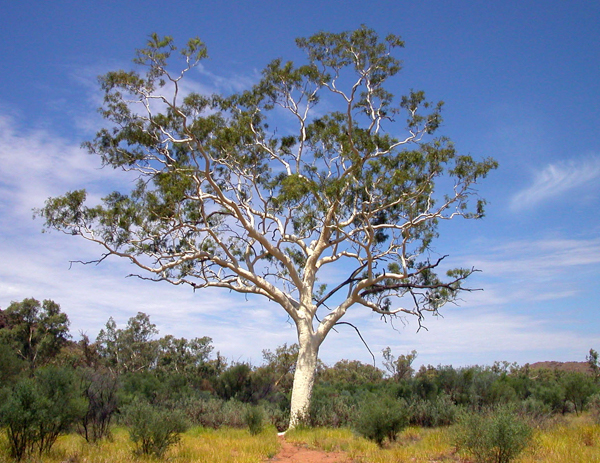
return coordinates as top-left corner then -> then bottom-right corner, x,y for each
355,397 -> 408,446
124,399 -> 189,457
35,366 -> 87,454
454,405 -> 532,463
177,396 -> 253,429
308,390 -> 356,428
79,368 -> 119,442
0,367 -> 86,460
261,401 -> 289,432
408,393 -> 458,427
244,406 -> 265,435
0,379 -> 41,460
588,393 -> 600,424
517,397 -> 552,428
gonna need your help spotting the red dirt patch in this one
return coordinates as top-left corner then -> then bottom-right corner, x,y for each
268,437 -> 351,463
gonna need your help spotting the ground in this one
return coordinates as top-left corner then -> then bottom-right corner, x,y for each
269,437 -> 351,463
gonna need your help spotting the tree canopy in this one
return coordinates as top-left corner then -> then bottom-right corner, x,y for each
38,26 -> 497,427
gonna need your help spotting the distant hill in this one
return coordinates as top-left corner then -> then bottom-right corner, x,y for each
528,361 -> 591,374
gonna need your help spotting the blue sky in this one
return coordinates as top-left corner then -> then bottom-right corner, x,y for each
1,0 -> 599,369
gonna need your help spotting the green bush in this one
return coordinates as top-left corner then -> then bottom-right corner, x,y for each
35,367 -> 87,453
408,393 -> 458,427
308,389 -> 356,428
244,406 -> 265,435
454,405 -> 532,463
178,396 -> 253,429
0,379 -> 41,460
0,367 -> 86,460
355,397 -> 408,446
79,368 -> 119,443
588,393 -> 600,424
517,397 -> 552,427
124,399 -> 189,457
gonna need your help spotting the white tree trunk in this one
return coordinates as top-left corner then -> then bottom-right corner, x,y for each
288,320 -> 320,429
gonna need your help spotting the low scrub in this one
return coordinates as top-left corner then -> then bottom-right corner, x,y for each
123,398 -> 189,457
244,406 -> 264,435
588,393 -> 600,424
0,367 -> 86,460
354,397 -> 408,446
454,405 -> 532,463
408,393 -> 458,427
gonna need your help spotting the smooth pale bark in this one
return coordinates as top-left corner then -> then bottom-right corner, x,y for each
288,320 -> 321,429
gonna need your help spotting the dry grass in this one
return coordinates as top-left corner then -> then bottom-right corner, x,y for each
0,426 -> 279,463
519,415 -> 600,463
286,425 -> 457,462
0,415 -> 598,463
286,414 -> 600,463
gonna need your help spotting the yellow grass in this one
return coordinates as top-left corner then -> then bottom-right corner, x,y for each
0,426 -> 279,463
518,415 -> 600,463
0,415 -> 598,463
286,415 -> 600,463
286,425 -> 456,462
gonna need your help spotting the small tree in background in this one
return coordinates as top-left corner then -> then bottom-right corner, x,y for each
0,298 -> 70,370
382,347 -> 417,380
587,348 -> 599,382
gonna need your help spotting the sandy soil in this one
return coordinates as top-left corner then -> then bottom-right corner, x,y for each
268,437 -> 351,463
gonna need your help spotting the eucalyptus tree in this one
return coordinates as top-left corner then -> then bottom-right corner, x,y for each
39,27 -> 497,428
0,298 -> 70,370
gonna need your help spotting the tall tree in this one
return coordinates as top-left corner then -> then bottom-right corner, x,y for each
0,298 -> 70,370
38,27 -> 497,428
96,312 -> 158,374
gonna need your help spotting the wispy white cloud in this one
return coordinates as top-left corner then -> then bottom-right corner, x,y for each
510,156 -> 600,211
194,63 -> 259,95
0,113 -> 140,230
0,110 -> 295,365
1,103 -> 599,371
466,238 -> 600,279
329,305 -> 597,368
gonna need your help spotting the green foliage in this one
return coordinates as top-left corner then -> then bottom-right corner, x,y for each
382,347 -> 417,380
176,396 -> 252,429
79,367 -> 119,442
0,367 -> 86,460
124,398 -> 189,457
408,393 -> 459,427
244,406 -> 265,435
261,343 -> 298,395
34,366 -> 87,453
96,312 -> 158,374
214,362 -> 253,402
0,343 -> 25,387
0,298 -> 70,370
0,378 -> 41,460
355,397 -> 408,446
319,359 -> 384,386
307,388 -> 357,428
588,393 -> 600,424
560,371 -> 596,414
454,406 -> 532,463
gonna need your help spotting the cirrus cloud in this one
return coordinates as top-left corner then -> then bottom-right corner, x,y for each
510,156 -> 600,211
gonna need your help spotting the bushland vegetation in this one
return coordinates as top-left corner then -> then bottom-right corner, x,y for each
0,297 -> 599,462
